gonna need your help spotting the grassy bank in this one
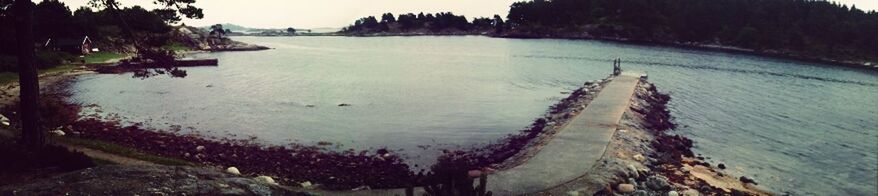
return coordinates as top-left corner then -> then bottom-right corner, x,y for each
0,51 -> 129,85
55,137 -> 195,166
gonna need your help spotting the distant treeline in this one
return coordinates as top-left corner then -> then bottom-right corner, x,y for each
504,0 -> 878,62
341,12 -> 505,34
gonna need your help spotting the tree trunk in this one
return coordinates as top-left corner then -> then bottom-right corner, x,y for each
14,0 -> 42,148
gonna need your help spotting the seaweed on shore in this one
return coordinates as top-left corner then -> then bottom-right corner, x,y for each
67,118 -> 416,190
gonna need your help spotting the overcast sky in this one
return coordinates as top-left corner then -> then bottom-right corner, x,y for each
62,0 -> 878,29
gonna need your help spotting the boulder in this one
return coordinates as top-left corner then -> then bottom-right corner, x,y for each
0,115 -> 9,126
668,190 -> 680,196
633,154 -> 646,162
50,130 -> 66,136
225,167 -> 240,175
682,189 -> 699,196
617,183 -> 636,193
645,176 -> 671,190
195,146 -> 206,152
627,164 -> 639,178
253,176 -> 277,185
299,181 -> 312,188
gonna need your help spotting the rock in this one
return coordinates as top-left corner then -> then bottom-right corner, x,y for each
668,190 -> 680,196
195,146 -> 206,152
225,167 -> 240,175
717,163 -> 726,169
645,176 -> 671,190
299,181 -> 312,188
566,190 -> 580,196
351,185 -> 370,191
633,154 -> 646,162
253,176 -> 277,185
617,183 -> 636,193
0,115 -> 9,126
50,129 -> 66,136
338,103 -> 351,107
633,190 -> 648,196
619,129 -> 628,133
627,164 -> 639,178
305,105 -> 315,108
682,189 -> 699,196
739,176 -> 758,185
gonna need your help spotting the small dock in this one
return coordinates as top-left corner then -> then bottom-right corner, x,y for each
93,59 -> 218,74
118,59 -> 218,68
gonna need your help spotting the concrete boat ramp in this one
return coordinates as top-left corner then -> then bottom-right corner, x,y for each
487,73 -> 641,195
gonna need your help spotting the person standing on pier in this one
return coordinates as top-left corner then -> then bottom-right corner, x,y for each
613,58 -> 622,76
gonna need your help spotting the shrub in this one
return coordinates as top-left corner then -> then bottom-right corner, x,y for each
35,51 -> 77,69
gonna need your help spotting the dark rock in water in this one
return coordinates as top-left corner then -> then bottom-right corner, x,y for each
376,148 -> 389,155
717,163 -> 726,169
739,176 -> 758,185
305,105 -> 316,108
338,103 -> 351,107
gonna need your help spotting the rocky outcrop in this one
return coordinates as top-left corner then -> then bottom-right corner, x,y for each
0,165 -> 311,195
173,26 -> 269,52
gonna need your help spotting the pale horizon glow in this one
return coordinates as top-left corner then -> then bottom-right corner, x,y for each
61,0 -> 878,29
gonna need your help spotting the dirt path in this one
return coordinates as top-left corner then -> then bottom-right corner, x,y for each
0,128 -> 157,166
487,73 -> 641,195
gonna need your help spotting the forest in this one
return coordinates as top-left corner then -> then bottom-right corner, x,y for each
504,0 -> 878,62
342,0 -> 877,63
342,12 -> 504,34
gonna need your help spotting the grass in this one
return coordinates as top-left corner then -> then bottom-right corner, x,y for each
0,51 -> 128,85
162,42 -> 194,52
55,137 -> 197,166
0,72 -> 18,85
81,51 -> 129,64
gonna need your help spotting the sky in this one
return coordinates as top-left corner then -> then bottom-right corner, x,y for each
62,0 -> 878,29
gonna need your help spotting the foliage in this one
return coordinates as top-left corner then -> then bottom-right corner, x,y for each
0,141 -> 95,174
34,51 -> 77,69
505,0 -> 878,62
2,95 -> 81,133
415,154 -> 493,196
342,12 -> 478,33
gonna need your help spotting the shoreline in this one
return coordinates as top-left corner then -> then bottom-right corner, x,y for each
0,70 -> 771,194
333,32 -> 876,70
1,43 -> 773,194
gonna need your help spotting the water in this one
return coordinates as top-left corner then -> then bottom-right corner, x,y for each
68,36 -> 878,195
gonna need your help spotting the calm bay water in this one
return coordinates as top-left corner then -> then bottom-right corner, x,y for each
69,36 -> 877,195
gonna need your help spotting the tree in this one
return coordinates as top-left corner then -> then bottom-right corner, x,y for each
33,0 -> 73,40
9,0 -> 203,148
380,12 -> 395,23
13,0 -> 41,148
492,14 -> 505,33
